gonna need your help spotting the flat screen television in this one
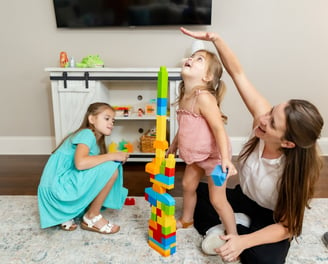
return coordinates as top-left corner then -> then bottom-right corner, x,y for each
53,0 -> 212,28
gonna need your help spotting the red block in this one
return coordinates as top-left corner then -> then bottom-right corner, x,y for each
165,167 -> 175,176
124,197 -> 136,205
156,208 -> 162,216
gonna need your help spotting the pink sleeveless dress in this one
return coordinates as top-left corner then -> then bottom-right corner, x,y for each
177,90 -> 231,175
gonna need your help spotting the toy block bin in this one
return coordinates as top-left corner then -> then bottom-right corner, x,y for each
140,130 -> 156,153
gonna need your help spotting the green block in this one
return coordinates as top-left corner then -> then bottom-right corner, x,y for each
151,212 -> 157,221
162,204 -> 175,216
157,66 -> 168,98
160,160 -> 166,174
162,225 -> 172,235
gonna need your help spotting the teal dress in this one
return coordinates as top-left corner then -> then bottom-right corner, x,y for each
38,129 -> 128,228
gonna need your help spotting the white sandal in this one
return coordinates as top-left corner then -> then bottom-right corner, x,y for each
61,219 -> 77,231
80,214 -> 120,234
201,224 -> 226,255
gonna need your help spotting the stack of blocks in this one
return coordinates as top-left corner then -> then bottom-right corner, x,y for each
144,66 -> 177,257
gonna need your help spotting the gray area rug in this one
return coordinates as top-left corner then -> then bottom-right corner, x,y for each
0,196 -> 327,263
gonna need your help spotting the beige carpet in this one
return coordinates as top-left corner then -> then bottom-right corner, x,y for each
0,196 -> 327,263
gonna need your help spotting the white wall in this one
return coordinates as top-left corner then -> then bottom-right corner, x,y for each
0,0 -> 327,154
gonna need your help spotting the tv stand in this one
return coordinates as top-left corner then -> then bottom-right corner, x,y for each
45,67 -> 181,162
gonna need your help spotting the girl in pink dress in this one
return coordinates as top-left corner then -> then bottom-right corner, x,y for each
168,48 -> 237,237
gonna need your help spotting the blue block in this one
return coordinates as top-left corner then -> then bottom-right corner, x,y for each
149,236 -> 174,250
155,174 -> 175,185
157,98 -> 167,107
157,106 -> 167,116
145,187 -> 157,206
211,165 -> 227,186
145,186 -> 175,206
162,234 -> 176,246
170,246 -> 176,255
159,193 -> 175,206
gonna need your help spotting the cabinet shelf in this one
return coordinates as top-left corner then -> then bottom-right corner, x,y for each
115,115 -> 170,121
46,67 -> 181,162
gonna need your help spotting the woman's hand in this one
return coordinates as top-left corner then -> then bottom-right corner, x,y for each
215,234 -> 246,263
180,27 -> 218,42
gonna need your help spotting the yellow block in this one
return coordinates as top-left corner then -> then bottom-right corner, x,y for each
157,215 -> 176,227
150,178 -> 174,190
148,240 -> 172,257
155,149 -> 165,160
156,116 -> 166,141
166,154 -> 176,168
108,142 -> 117,153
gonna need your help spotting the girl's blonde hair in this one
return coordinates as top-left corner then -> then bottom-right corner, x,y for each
177,50 -> 227,122
53,102 -> 115,154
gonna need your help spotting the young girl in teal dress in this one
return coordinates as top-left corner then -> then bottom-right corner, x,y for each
38,102 -> 129,234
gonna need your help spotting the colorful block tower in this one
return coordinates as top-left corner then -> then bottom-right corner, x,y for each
144,66 -> 176,257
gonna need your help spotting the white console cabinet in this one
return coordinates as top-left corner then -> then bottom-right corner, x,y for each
45,67 -> 181,161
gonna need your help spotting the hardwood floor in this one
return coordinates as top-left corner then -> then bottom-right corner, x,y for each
0,155 -> 327,198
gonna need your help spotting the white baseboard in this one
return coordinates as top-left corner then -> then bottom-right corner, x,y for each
0,136 -> 327,156
0,137 -> 55,155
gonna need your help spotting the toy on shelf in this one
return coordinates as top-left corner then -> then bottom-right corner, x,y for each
113,106 -> 132,117
140,128 -> 156,153
108,140 -> 133,153
138,108 -> 145,117
59,52 -> 69,68
118,140 -> 133,153
69,57 -> 75,68
108,142 -> 118,153
76,55 -> 104,68
144,66 -> 177,257
145,99 -> 156,115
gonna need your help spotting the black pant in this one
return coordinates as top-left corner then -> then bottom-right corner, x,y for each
194,182 -> 290,264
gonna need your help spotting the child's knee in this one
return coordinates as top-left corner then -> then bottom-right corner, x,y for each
112,169 -> 119,180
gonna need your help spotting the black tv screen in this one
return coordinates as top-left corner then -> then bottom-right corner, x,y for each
53,0 -> 212,28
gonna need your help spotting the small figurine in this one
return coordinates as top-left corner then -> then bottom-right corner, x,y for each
60,52 -> 68,68
123,108 -> 129,117
138,108 -> 144,117
149,127 -> 156,136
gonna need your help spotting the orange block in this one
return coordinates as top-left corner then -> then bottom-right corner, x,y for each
152,183 -> 166,194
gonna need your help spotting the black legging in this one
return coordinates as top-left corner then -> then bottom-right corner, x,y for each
194,182 -> 290,264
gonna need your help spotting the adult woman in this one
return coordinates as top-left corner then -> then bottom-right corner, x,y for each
180,27 -> 324,263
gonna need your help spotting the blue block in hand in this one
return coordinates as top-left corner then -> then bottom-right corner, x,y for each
211,165 -> 227,186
